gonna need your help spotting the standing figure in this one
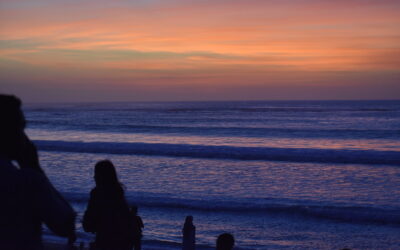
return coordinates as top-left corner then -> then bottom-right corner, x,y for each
83,160 -> 132,250
182,215 -> 196,250
0,94 -> 76,250
130,206 -> 144,250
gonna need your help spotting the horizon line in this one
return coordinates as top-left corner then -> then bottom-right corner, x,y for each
23,98 -> 400,105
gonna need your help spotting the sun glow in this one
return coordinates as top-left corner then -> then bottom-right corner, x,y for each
1,0 -> 399,101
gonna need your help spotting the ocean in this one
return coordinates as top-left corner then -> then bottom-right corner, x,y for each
24,100 -> 400,249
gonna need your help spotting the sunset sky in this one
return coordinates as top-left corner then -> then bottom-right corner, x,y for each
1,0 -> 399,102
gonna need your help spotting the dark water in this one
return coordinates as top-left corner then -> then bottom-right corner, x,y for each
24,100 -> 400,249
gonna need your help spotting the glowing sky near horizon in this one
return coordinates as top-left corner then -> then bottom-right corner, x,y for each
1,0 -> 399,102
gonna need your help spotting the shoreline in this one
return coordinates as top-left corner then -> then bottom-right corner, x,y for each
44,239 -> 215,250
44,241 -> 180,250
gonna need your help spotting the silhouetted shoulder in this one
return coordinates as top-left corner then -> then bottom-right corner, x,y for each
20,168 -> 75,237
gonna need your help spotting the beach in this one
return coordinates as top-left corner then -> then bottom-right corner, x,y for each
44,241 -> 201,250
24,100 -> 400,249
44,240 -> 213,250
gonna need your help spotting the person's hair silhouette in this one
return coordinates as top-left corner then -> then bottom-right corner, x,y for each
94,159 -> 122,189
0,94 -> 76,249
83,160 -> 132,250
216,233 -> 235,250
182,215 -> 195,250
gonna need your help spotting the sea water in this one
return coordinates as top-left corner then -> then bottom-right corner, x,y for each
24,100 -> 400,249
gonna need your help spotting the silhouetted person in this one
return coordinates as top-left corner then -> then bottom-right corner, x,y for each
130,206 -> 144,250
182,215 -> 196,250
0,94 -> 76,250
83,160 -> 132,250
216,233 -> 234,250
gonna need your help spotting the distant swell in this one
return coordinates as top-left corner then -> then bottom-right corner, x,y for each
133,201 -> 400,226
62,192 -> 400,226
34,140 -> 400,165
28,121 -> 400,139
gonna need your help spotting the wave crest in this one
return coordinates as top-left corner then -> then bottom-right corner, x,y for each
34,140 -> 400,166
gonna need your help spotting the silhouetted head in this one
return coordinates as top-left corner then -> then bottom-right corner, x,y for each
0,94 -> 26,160
216,233 -> 234,250
94,160 -> 120,188
131,205 -> 138,215
185,215 -> 193,224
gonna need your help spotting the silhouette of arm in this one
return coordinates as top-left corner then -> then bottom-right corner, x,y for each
28,170 -> 75,237
138,216 -> 144,228
17,135 -> 44,173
